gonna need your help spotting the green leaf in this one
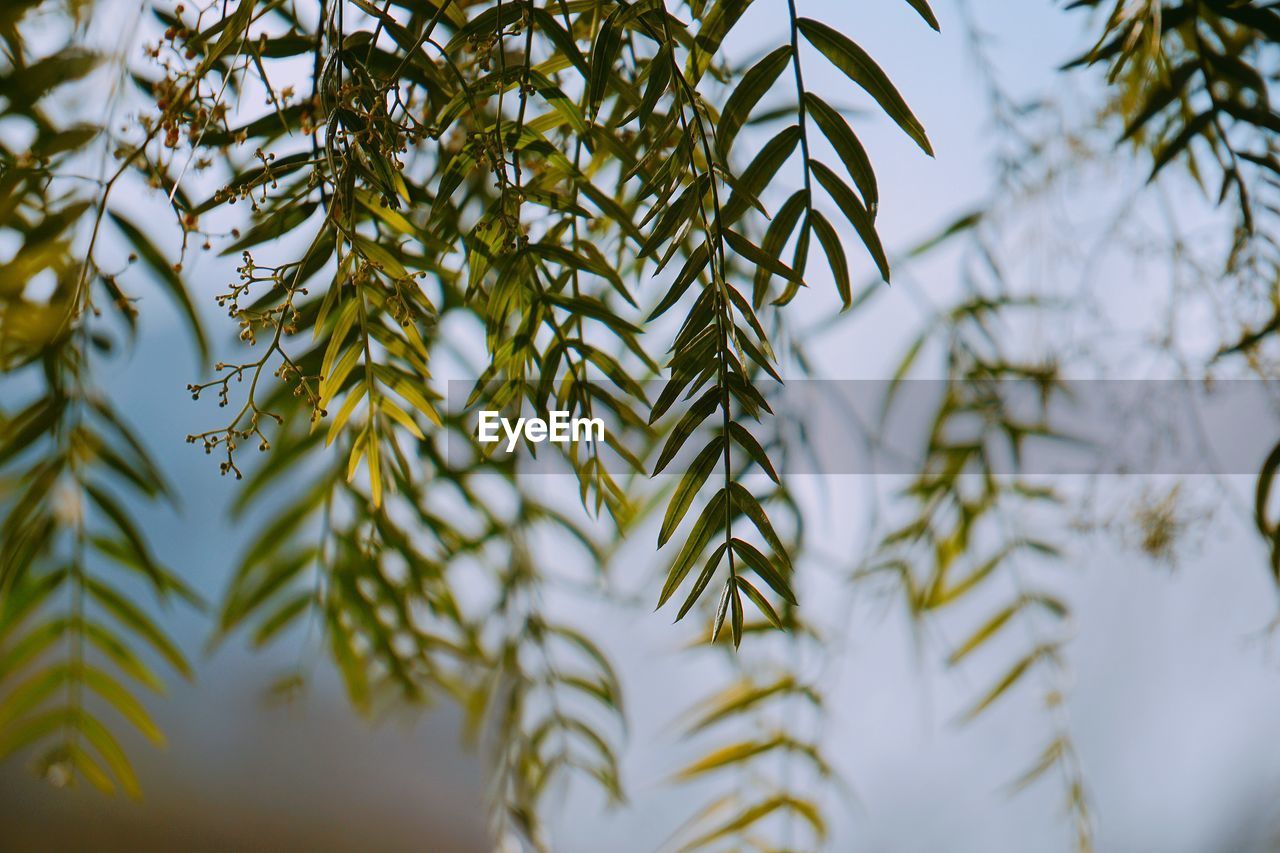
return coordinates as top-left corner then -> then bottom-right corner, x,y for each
82,666 -> 165,745
0,397 -> 62,468
798,18 -> 933,155
947,603 -> 1018,665
680,794 -> 826,851
960,645 -> 1055,722
444,2 -> 523,52
809,209 -> 852,307
198,0 -> 255,72
252,593 -> 312,647
647,243 -> 710,322
221,201 -> 317,254
727,482 -> 791,572
729,538 -> 795,605
90,536 -> 202,609
676,737 -> 778,779
727,422 -> 779,484
723,229 -> 803,286
588,7 -> 624,117
1008,737 -> 1067,793
676,543 -> 728,622
735,576 -> 782,628
754,190 -> 807,305
717,45 -> 792,159
810,159 -> 890,282
711,577 -> 732,643
804,93 -> 878,212
0,569 -> 69,646
0,708 -> 75,761
686,677 -> 815,733
0,663 -> 69,726
326,383 -> 368,446
67,743 -> 117,795
1120,63 -> 1196,142
1148,111 -> 1213,181
0,617 -> 68,679
220,548 -> 316,634
109,212 -> 208,362
660,437 -> 725,547
77,710 -> 142,799
84,577 -> 192,680
728,573 -> 744,645
530,8 -> 589,77
627,44 -> 673,129
84,622 -> 166,694
82,482 -> 166,593
903,0 -> 940,31
543,292 -> 642,337
654,388 -> 720,475
722,125 -> 802,223
658,488 -> 728,609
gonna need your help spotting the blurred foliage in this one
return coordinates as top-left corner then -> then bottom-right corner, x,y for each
1063,1 -> 1280,608
2,0 -> 1280,850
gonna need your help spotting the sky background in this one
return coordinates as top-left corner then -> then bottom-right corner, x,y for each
6,1 -> 1280,851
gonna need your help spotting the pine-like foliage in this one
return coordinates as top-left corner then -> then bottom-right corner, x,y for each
7,0 -> 1280,849
1,0 -> 936,845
